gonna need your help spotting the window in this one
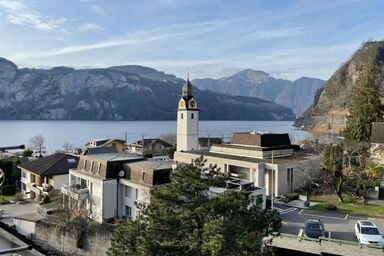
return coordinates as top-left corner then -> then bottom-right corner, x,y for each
125,186 -> 132,198
125,206 -> 132,218
90,161 -> 94,173
112,143 -> 116,148
135,188 -> 139,200
181,113 -> 183,119
90,183 -> 93,194
287,168 -> 294,193
191,113 -> 194,119
141,171 -> 146,182
22,171 -> 26,178
97,163 -> 102,174
82,159 -> 87,170
22,183 -> 26,191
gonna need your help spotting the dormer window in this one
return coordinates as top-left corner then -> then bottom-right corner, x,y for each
82,159 -> 87,170
90,161 -> 94,173
141,171 -> 146,182
97,163 -> 102,174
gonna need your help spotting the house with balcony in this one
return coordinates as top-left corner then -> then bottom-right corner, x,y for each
174,131 -> 320,198
18,153 -> 79,201
61,153 -> 172,223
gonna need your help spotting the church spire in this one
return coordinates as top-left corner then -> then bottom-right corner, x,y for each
182,75 -> 193,98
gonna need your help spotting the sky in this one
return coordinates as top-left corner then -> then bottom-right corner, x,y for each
0,0 -> 383,80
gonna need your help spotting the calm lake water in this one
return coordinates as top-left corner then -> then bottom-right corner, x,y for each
0,120 -> 308,152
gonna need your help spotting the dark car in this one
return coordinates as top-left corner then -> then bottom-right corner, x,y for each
303,219 -> 325,238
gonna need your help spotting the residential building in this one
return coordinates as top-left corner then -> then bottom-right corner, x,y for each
61,153 -> 172,223
198,137 -> 223,150
18,153 -> 79,201
86,138 -> 126,153
127,138 -> 173,156
370,122 -> 384,200
173,81 -> 319,198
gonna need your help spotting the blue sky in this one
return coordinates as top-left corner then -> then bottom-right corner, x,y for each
0,0 -> 383,80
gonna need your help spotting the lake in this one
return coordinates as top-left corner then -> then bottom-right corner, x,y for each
0,120 -> 308,152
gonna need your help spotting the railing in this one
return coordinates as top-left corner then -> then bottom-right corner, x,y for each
61,185 -> 89,200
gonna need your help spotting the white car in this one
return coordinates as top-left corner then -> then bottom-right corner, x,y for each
354,220 -> 384,245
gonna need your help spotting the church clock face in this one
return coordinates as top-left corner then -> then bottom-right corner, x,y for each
179,99 -> 185,108
189,100 -> 196,108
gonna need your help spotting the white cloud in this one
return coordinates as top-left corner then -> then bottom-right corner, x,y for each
78,23 -> 103,32
0,0 -> 66,31
246,27 -> 304,41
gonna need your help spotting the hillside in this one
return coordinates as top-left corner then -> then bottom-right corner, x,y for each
295,41 -> 384,133
192,69 -> 324,116
0,58 -> 295,121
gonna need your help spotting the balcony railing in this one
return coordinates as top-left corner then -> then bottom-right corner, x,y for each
61,184 -> 89,200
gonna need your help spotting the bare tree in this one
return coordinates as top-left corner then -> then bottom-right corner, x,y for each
63,142 -> 74,153
29,135 -> 45,153
160,133 -> 176,146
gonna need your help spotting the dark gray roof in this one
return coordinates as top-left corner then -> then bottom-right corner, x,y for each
84,147 -> 118,155
198,137 -> 223,147
18,153 -> 79,176
131,138 -> 173,148
372,122 -> 384,143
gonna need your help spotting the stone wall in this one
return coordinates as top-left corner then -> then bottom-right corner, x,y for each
32,221 -> 113,256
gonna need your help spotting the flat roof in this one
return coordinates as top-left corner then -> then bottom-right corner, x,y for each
124,159 -> 172,170
82,153 -> 145,162
183,150 -> 316,164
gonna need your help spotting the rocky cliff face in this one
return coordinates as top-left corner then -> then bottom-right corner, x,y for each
0,58 -> 295,121
192,69 -> 324,116
295,41 -> 384,133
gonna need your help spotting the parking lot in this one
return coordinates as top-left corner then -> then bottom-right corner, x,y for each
278,204 -> 384,241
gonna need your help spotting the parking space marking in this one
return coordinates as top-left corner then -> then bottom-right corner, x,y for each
298,211 -> 348,221
345,214 -> 348,220
298,209 -> 303,214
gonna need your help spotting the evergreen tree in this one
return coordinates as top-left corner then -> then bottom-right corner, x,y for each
342,62 -> 384,142
107,158 -> 281,256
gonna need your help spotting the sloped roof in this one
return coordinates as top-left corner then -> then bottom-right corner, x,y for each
18,153 -> 79,176
372,122 -> 384,144
84,147 -> 118,155
198,137 -> 223,147
131,138 -> 173,148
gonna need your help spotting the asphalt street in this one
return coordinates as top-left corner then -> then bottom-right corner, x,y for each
278,204 -> 384,242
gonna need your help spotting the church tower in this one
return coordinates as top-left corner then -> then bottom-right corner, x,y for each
176,78 -> 199,152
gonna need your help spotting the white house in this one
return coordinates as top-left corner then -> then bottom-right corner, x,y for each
61,153 -> 172,223
18,153 -> 79,201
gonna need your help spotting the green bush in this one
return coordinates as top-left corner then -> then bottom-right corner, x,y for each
1,185 -> 16,196
325,203 -> 337,210
21,150 -> 33,157
42,195 -> 51,204
286,192 -> 299,201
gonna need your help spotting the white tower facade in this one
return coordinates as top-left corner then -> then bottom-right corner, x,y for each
176,79 -> 199,152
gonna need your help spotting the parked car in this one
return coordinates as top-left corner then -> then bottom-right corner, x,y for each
354,220 -> 384,245
303,219 -> 326,238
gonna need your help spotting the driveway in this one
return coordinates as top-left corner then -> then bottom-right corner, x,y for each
279,205 -> 384,242
0,200 -> 40,218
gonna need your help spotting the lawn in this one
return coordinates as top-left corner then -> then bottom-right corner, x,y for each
0,195 -> 14,204
310,195 -> 384,217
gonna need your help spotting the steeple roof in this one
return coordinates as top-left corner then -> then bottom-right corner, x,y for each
182,79 -> 193,97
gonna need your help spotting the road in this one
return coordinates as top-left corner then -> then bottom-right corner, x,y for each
278,204 -> 384,241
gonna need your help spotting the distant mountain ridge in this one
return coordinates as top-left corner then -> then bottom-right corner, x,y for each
295,41 -> 384,133
192,69 -> 325,116
0,58 -> 295,121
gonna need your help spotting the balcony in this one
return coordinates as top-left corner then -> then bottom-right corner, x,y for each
61,184 -> 89,200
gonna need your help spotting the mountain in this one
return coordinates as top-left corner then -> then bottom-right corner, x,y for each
192,69 -> 324,116
295,41 -> 384,133
0,58 -> 295,121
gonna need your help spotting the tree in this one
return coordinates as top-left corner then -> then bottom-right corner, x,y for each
321,144 -> 345,202
342,62 -> 384,142
20,149 -> 33,157
107,158 -> 281,256
63,142 -> 74,153
29,135 -> 46,153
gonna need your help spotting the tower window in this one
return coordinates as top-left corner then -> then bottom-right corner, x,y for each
181,113 -> 183,119
191,113 -> 194,119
